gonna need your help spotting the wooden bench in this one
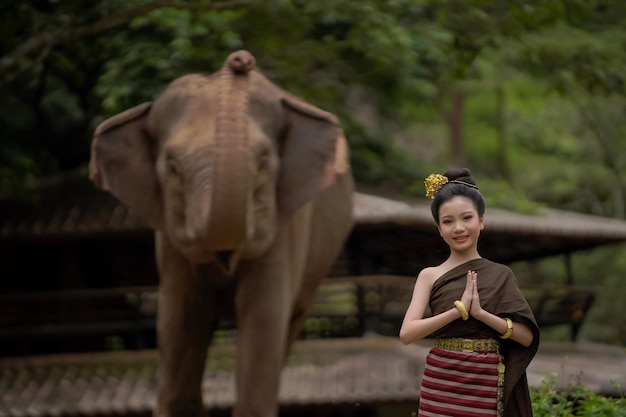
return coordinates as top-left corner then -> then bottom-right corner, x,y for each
307,277 -> 597,341
0,278 -> 398,354
0,287 -> 159,355
305,276 -> 414,338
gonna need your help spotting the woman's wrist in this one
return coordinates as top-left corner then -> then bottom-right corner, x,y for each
499,318 -> 514,339
471,307 -> 487,321
454,300 -> 469,320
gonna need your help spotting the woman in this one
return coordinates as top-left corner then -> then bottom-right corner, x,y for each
399,167 -> 539,417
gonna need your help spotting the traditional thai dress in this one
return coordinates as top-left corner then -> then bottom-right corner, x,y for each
417,258 -> 540,417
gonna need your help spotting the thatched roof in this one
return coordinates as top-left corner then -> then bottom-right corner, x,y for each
0,335 -> 423,416
2,173 -> 626,276
2,333 -> 625,416
350,192 -> 626,275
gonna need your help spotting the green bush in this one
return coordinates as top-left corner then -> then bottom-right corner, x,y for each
531,377 -> 626,417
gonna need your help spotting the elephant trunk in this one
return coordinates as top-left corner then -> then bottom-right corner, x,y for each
205,51 -> 256,264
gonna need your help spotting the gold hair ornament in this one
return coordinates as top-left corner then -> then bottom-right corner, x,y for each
424,174 -> 448,199
449,180 -> 480,190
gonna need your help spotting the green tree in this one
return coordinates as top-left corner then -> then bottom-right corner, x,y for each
0,0 -> 575,196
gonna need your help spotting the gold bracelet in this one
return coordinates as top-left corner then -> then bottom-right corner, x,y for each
500,318 -> 513,339
454,300 -> 469,321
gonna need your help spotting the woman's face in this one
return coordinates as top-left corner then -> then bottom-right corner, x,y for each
437,196 -> 484,252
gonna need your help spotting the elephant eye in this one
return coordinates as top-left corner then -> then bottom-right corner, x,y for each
254,153 -> 271,191
165,157 -> 184,192
166,157 -> 181,177
257,154 -> 269,172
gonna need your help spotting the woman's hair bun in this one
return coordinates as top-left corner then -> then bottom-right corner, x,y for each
444,167 -> 477,186
428,167 -> 484,221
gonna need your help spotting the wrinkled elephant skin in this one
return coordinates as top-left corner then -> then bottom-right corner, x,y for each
89,50 -> 354,417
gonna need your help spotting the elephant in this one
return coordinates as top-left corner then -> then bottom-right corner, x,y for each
89,50 -> 354,417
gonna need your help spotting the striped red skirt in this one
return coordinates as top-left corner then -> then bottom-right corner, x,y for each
418,347 -> 503,417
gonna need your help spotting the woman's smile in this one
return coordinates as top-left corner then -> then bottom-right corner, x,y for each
438,196 -> 484,253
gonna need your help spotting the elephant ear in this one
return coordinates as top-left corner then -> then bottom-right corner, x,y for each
278,96 -> 350,214
89,102 -> 163,229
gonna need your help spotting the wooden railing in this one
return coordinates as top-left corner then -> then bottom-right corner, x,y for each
0,277 -> 596,356
520,284 -> 596,341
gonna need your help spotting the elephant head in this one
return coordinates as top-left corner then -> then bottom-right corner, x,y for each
89,50 -> 349,275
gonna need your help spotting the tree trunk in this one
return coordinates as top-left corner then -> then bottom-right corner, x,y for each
495,84 -> 511,182
445,88 -> 466,168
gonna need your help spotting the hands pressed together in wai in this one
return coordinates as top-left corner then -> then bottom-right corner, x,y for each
454,270 -> 534,347
458,270 -> 484,319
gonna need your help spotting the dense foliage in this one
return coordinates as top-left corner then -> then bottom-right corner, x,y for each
4,0 -> 626,207
532,376 -> 626,416
1,0 -> 626,344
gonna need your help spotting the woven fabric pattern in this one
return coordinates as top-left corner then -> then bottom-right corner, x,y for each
418,347 -> 500,417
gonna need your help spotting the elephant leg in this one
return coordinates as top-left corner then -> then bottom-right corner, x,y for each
233,271 -> 290,417
232,206 -> 313,417
285,278 -> 322,348
287,178 -> 354,348
154,232 -> 219,417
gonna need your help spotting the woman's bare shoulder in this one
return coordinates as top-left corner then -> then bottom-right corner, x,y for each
416,266 -> 442,285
